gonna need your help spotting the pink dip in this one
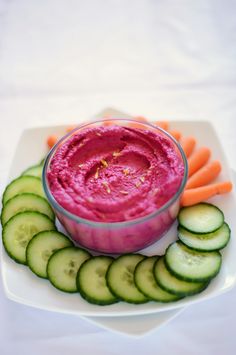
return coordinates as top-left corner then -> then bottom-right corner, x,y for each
47,126 -> 184,222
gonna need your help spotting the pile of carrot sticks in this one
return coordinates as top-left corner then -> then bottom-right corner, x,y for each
151,119 -> 233,206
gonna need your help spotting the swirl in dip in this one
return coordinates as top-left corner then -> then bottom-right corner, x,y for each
47,126 -> 184,222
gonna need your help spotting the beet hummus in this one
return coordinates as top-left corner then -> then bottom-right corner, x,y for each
47,125 -> 184,222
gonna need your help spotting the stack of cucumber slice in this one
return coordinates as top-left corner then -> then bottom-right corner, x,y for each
1,160 -> 231,306
1,161 -> 92,296
177,203 -> 230,252
152,203 -> 229,298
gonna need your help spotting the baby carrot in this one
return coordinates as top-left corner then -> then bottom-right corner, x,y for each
47,135 -> 58,149
168,130 -> 182,141
186,160 -> 222,189
181,181 -> 233,206
128,122 -> 145,130
154,121 -> 169,131
66,125 -> 77,133
180,136 -> 196,158
133,116 -> 148,122
188,147 -> 211,177
128,116 -> 148,129
100,114 -> 113,126
102,120 -> 113,126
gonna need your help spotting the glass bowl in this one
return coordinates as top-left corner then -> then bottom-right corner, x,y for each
42,119 -> 188,254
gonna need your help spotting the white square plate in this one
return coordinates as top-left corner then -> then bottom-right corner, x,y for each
1,109 -> 236,335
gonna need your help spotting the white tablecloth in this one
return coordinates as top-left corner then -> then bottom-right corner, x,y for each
0,1 -> 236,354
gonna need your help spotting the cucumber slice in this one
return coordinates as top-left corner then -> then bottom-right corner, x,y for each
106,254 -> 149,304
2,176 -> 45,205
2,211 -> 56,264
26,231 -> 73,278
1,193 -> 55,226
47,247 -> 91,293
178,203 -> 224,234
134,256 -> 182,302
22,164 -> 43,178
77,256 -> 118,305
154,256 -> 209,296
39,157 -> 45,166
165,241 -> 222,282
178,223 -> 230,251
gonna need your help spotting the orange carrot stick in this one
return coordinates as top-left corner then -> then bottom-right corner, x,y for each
154,121 -> 169,131
186,160 -> 222,189
180,136 -> 196,158
102,120 -> 113,126
181,181 -> 233,206
188,147 -> 211,177
133,116 -> 148,122
128,122 -> 145,130
100,114 -> 113,126
168,130 -> 182,141
47,135 -> 58,149
66,125 -> 77,133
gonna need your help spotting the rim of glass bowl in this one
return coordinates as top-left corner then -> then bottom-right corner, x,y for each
42,118 -> 188,229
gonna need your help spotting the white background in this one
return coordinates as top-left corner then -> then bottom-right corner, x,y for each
0,0 -> 236,354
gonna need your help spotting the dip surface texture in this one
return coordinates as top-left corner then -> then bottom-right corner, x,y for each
47,126 -> 184,222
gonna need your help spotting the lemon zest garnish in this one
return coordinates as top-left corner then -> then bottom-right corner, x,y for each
95,167 -> 100,179
120,190 -> 129,195
102,181 -> 111,193
101,159 -> 108,168
123,168 -> 129,176
140,176 -> 145,183
112,151 -> 120,157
